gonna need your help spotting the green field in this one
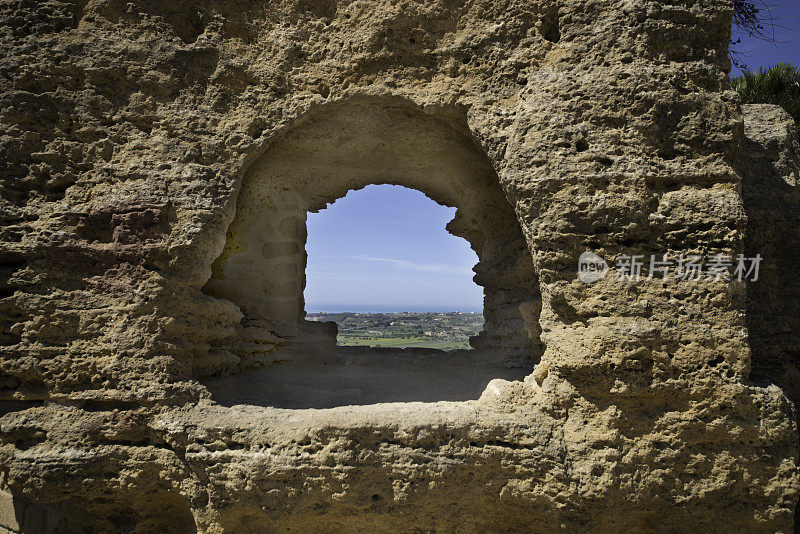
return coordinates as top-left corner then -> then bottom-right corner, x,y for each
337,335 -> 470,351
307,312 -> 483,351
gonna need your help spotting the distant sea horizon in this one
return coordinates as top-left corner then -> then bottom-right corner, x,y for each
306,305 -> 482,314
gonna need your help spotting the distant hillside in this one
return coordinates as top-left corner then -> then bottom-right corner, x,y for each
306,312 -> 484,350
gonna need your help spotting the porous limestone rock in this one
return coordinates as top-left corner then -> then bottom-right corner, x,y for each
738,104 -> 800,421
0,0 -> 798,532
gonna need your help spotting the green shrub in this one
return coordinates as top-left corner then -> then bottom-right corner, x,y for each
733,63 -> 800,131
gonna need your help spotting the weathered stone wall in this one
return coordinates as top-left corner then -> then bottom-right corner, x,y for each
0,0 -> 798,532
738,104 -> 800,416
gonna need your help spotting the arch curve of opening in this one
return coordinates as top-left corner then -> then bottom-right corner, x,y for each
201,96 -> 542,405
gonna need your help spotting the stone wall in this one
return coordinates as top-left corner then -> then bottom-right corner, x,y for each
0,0 -> 798,531
738,104 -> 800,458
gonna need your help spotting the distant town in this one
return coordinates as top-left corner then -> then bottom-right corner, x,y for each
306,312 -> 484,350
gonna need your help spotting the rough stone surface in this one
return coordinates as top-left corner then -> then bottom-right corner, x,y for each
0,0 -> 798,532
738,104 -> 800,421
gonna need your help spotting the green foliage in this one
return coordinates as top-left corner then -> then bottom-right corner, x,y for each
733,63 -> 800,131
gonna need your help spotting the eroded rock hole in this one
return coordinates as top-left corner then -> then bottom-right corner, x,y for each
201,98 -> 543,408
539,7 -> 560,43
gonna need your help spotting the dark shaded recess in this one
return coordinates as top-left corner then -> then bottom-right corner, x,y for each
0,400 -> 44,417
539,7 -> 560,43
735,129 -> 800,531
0,373 -> 22,392
0,255 -> 26,346
207,350 -> 530,409
127,0 -> 208,44
0,491 -> 197,534
738,135 -> 800,389
296,0 -> 338,20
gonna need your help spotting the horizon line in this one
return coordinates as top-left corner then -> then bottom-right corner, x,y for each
305,308 -> 483,313
306,310 -> 483,315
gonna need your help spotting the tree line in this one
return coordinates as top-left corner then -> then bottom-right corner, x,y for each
731,1 -> 799,131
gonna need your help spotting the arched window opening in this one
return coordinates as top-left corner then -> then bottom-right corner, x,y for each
304,184 -> 484,351
201,97 -> 543,408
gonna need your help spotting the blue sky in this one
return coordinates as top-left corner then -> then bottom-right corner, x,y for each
304,185 -> 483,312
304,8 -> 798,314
731,2 -> 800,74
